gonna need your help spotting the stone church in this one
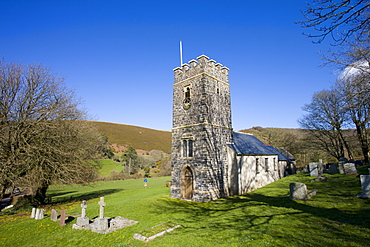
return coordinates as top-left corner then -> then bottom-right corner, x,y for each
170,55 -> 295,202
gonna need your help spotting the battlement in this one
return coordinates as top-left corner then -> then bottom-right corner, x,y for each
173,55 -> 229,84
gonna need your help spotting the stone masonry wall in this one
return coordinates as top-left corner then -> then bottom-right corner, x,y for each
171,55 -> 233,202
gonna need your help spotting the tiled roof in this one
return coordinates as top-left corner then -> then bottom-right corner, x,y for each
227,132 -> 290,161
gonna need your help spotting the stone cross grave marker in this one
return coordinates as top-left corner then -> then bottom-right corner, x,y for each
81,200 -> 87,218
92,197 -> 108,232
76,200 -> 90,228
59,209 -> 66,226
51,209 -> 58,221
98,197 -> 106,219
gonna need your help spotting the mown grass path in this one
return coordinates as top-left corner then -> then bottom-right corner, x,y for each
0,173 -> 369,246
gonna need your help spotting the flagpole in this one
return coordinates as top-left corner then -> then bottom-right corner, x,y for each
180,40 -> 183,66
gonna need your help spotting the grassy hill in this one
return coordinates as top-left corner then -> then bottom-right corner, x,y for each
90,121 -> 171,153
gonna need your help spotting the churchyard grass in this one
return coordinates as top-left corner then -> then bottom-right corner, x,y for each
1,173 -> 369,246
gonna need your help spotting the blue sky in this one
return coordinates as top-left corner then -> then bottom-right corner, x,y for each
0,0 -> 339,131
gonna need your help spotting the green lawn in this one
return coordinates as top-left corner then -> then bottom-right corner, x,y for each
97,159 -> 123,177
1,173 -> 369,246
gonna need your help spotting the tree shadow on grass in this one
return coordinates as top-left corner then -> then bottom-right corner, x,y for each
48,189 -> 124,205
246,193 -> 370,228
151,190 -> 370,246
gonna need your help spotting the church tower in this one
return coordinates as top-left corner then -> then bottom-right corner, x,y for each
170,55 -> 233,202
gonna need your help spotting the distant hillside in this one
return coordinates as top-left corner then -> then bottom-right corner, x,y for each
239,126 -> 303,145
90,121 -> 171,153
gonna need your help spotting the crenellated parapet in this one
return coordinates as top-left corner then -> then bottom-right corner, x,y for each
173,55 -> 229,85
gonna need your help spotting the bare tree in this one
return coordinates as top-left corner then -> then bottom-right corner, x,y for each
299,0 -> 370,44
0,60 -> 105,203
336,62 -> 370,164
299,89 -> 353,160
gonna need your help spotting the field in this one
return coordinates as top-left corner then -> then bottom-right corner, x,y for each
0,173 -> 369,246
97,159 -> 123,177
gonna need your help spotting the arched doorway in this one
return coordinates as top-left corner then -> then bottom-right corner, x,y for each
181,166 -> 194,200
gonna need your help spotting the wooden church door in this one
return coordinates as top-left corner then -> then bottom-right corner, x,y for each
182,167 -> 193,199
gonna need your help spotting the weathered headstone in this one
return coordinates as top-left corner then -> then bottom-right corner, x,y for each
329,163 -> 339,174
343,163 -> 357,175
59,210 -> 66,226
318,163 -> 325,175
31,208 -> 36,218
358,175 -> 370,199
338,157 -> 348,174
35,208 -> 40,220
308,163 -> 318,177
290,183 -> 308,200
38,209 -> 44,219
76,200 -> 90,228
51,209 -> 58,221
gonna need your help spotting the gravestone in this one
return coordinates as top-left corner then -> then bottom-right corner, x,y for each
59,210 -> 66,226
92,197 -> 108,231
35,209 -> 40,220
358,175 -> 370,199
308,163 -> 318,177
51,209 -> 58,221
290,183 -> 308,200
329,163 -> 339,174
71,198 -> 139,234
98,197 -> 106,218
318,163 -> 325,175
76,200 -> 90,228
31,208 -> 36,218
343,163 -> 357,175
38,209 -> 44,219
355,160 -> 363,166
338,157 -> 348,174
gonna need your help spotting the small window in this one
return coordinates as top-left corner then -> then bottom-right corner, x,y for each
256,158 -> 259,173
183,140 -> 188,157
183,87 -> 191,110
273,158 -> 276,171
182,139 -> 194,158
188,140 -> 193,157
185,87 -> 191,98
265,158 -> 269,171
